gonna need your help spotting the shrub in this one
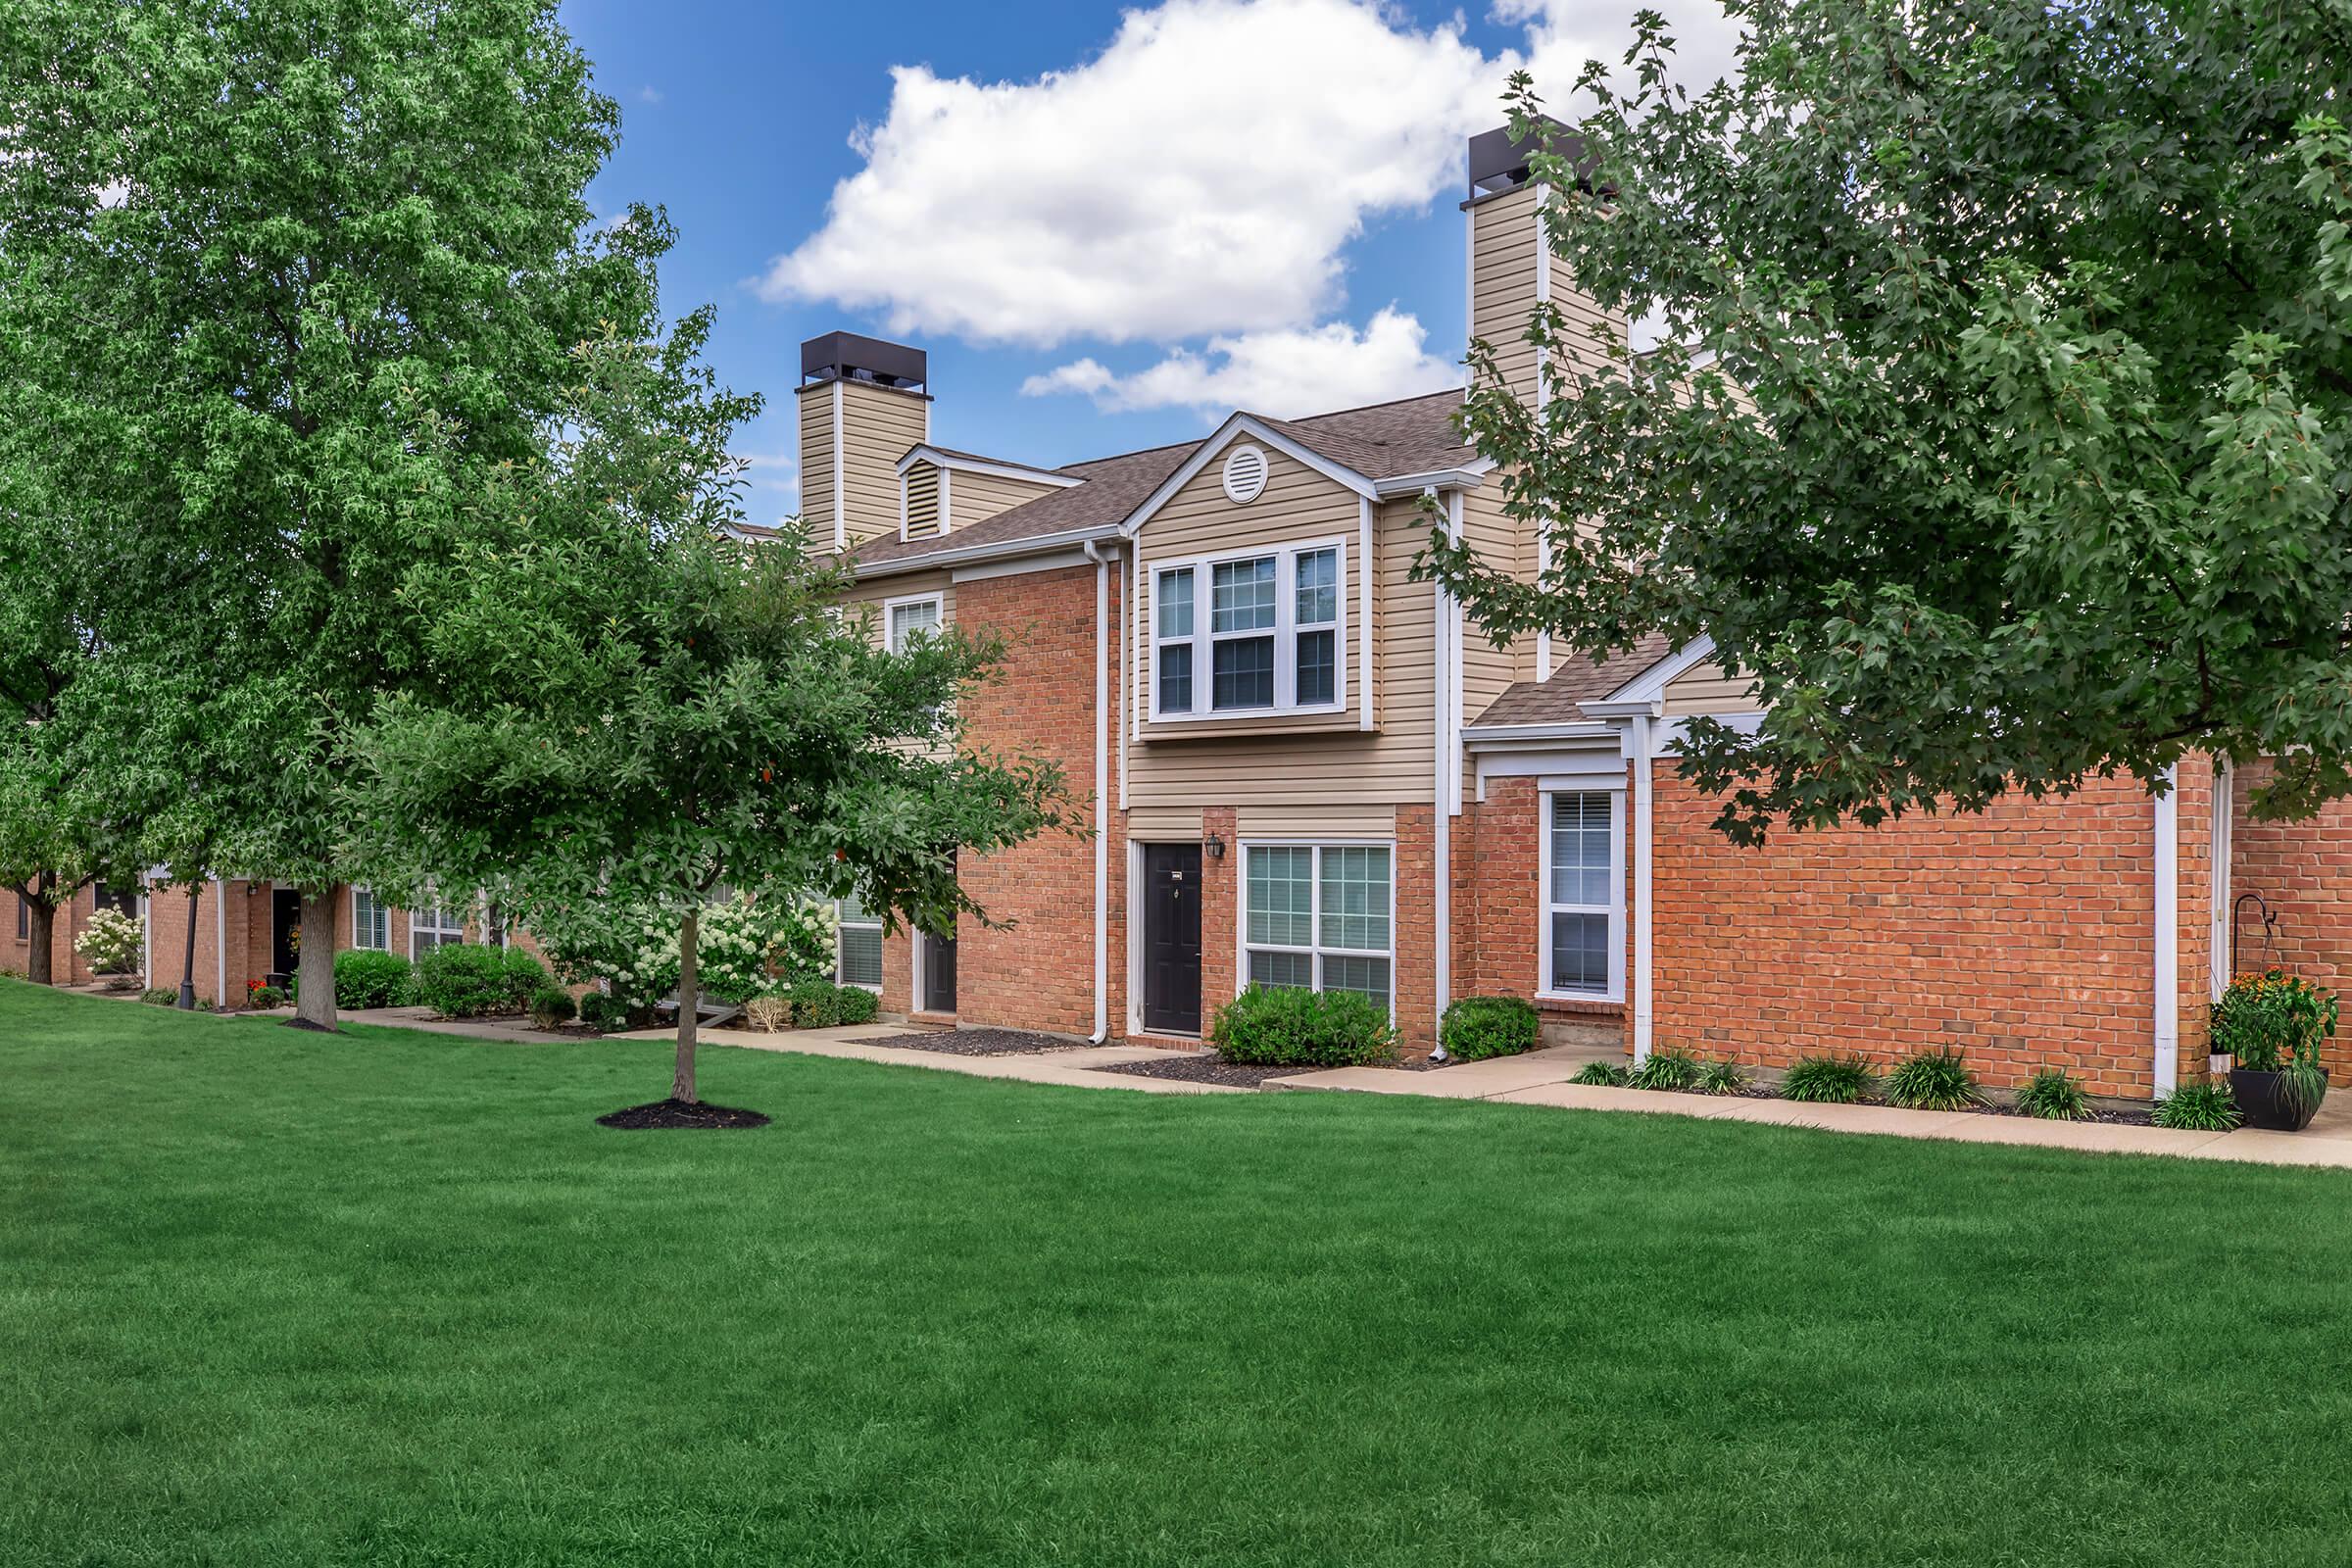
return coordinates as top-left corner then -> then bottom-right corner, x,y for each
1782,1054 -> 1879,1103
139,987 -> 176,1006
744,995 -> 792,1033
781,979 -> 883,1030
528,987 -> 576,1029
2153,1080 -> 2243,1132
1627,1050 -> 1704,1092
537,892 -> 838,1014
576,991 -> 631,1031
500,947 -> 550,1006
74,906 -> 144,975
1884,1047 -> 1989,1111
333,949 -> 415,1009
2016,1066 -> 2092,1121
1210,986 -> 1398,1067
246,982 -> 287,1009
835,985 -> 879,1026
1440,996 -> 1539,1061
1694,1058 -> 1748,1096
1569,1059 -> 1628,1087
414,944 -> 521,1018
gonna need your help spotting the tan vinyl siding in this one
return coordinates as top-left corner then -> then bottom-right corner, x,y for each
1127,807 -> 1202,839
795,383 -> 838,548
1454,482 -> 1535,707
1662,660 -> 1760,716
1125,448 -> 1437,808
1469,185 -> 1631,406
947,468 -> 1061,531
903,462 -> 942,538
838,381 -> 928,549
1237,805 -> 1396,838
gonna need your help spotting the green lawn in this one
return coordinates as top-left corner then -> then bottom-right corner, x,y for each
6,981 -> 2352,1567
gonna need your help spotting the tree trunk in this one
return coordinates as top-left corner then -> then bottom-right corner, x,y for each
177,883 -> 202,1008
671,906 -> 701,1104
23,890 -> 54,986
291,884 -> 340,1030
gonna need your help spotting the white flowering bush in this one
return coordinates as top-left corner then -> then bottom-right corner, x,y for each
543,892 -> 837,1016
75,906 -> 144,976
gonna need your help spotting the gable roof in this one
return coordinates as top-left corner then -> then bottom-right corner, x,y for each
848,388 -> 1471,578
1470,633 -> 1679,727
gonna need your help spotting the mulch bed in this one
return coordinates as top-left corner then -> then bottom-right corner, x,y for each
1093,1055 -> 1305,1088
861,1029 -> 1095,1057
596,1100 -> 771,1131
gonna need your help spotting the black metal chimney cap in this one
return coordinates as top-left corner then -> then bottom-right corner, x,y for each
1468,117 -> 1593,197
800,331 -> 927,391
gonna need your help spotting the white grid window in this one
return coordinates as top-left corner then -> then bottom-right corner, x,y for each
1243,842 -> 1392,1011
837,895 -> 883,989
413,893 -> 465,955
1151,540 -> 1346,720
352,889 -> 391,952
887,596 -> 942,652
1543,792 -> 1623,999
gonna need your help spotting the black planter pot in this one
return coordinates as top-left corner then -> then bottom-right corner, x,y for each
2230,1068 -> 2325,1133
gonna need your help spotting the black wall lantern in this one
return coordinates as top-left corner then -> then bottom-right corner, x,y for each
1202,832 -> 1226,861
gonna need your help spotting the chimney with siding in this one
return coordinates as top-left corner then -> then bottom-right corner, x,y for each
796,331 -> 932,553
1462,120 -> 1625,409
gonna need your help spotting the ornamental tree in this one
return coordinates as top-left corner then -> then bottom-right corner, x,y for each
352,325 -> 1070,1107
0,0 -> 668,1026
1426,2 -> 2352,842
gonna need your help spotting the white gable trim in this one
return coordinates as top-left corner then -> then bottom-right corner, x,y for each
1118,414 -> 1377,538
894,445 -> 1081,488
1592,636 -> 1717,709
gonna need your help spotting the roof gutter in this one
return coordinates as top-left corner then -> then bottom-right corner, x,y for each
1371,465 -> 1492,498
1460,719 -> 1618,748
848,523 -> 1121,582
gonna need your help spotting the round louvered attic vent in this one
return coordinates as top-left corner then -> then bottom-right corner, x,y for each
1221,444 -> 1269,505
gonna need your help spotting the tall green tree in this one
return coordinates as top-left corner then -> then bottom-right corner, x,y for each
1427,1 -> 2352,842
355,327 -> 1070,1107
0,0 -> 666,1024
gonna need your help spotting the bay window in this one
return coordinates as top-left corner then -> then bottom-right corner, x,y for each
1151,540 -> 1345,720
1543,791 -> 1624,999
1243,842 -> 1392,1011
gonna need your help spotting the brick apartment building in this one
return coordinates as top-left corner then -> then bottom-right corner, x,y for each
795,122 -> 2352,1100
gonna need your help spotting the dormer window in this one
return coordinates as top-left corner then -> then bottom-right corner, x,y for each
1151,538 -> 1346,721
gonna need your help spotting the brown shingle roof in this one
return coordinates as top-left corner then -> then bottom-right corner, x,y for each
849,388 -> 1473,577
1471,633 -> 1678,727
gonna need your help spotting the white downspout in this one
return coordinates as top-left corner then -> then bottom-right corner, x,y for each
1632,712 -> 1655,1064
213,877 -> 226,1007
2154,765 -> 2180,1096
1432,489 -> 1461,1054
1084,540 -> 1112,1043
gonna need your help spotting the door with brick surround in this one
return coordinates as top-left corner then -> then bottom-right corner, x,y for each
1142,844 -> 1203,1035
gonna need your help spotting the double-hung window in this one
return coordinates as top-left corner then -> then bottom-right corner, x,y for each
352,889 -> 391,952
1242,842 -> 1392,1011
413,893 -> 466,955
1543,792 -> 1623,999
887,595 -> 942,652
836,895 -> 883,989
1151,541 -> 1345,719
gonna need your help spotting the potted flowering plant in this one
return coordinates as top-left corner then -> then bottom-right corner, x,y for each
2211,969 -> 2337,1132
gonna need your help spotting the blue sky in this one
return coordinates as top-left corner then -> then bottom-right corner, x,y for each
558,0 -> 1741,523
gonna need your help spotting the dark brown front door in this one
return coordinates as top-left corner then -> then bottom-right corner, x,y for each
1142,845 -> 1202,1035
269,889 -> 301,981
921,927 -> 956,1014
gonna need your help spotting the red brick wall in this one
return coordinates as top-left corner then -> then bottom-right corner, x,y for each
1393,807 -> 1439,1055
1648,768 -> 2198,1098
946,563 -> 1107,1038
1456,775 -> 1631,1051
2228,759 -> 2352,1080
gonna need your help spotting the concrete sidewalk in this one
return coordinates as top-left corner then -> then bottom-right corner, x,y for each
647,1026 -> 2352,1168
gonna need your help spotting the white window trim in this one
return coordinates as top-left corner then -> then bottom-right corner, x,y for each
835,899 -> 883,993
883,591 -> 945,652
1235,839 -> 1396,1012
1148,536 -> 1348,724
1539,788 -> 1627,1003
410,892 -> 465,957
351,887 -> 392,953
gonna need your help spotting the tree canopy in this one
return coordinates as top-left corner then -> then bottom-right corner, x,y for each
1428,0 -> 2352,842
0,0 -> 672,1021
353,325 -> 1071,1104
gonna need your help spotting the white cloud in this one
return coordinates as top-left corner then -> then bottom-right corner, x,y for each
737,450 -> 799,494
1021,306 -> 1461,418
759,0 -> 1506,348
638,85 -> 664,105
760,0 -> 1746,368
